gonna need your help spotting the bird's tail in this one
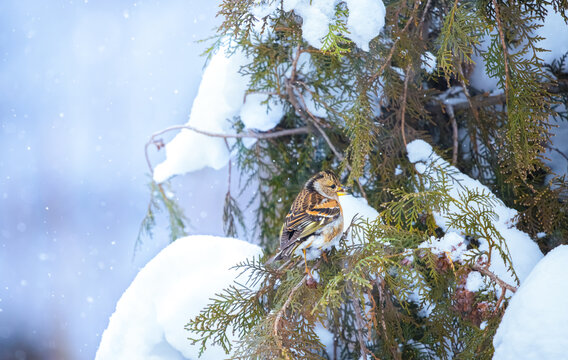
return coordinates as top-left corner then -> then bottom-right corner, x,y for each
264,251 -> 283,266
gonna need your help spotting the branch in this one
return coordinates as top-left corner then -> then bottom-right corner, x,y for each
470,264 -> 517,293
492,0 -> 511,100
447,104 -> 458,165
400,64 -> 412,147
347,282 -> 379,360
273,275 -> 307,358
547,144 -> 568,162
144,124 -> 310,173
370,0 -> 422,84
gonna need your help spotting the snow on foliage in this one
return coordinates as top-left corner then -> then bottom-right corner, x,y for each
407,140 -> 543,286
493,245 -> 568,360
152,48 -> 286,183
96,196 -> 378,359
95,235 -> 262,360
154,0 -> 386,183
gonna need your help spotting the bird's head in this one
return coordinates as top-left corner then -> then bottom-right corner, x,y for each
306,170 -> 347,199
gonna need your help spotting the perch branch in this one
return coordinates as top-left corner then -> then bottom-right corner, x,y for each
144,124 -> 310,173
348,283 -> 380,360
400,64 -> 412,147
273,275 -> 307,358
470,264 -> 517,293
492,0 -> 510,100
447,104 -> 458,165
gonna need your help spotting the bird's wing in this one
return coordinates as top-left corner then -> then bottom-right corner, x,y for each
279,191 -> 341,257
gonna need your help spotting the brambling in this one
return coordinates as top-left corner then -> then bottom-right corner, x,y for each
270,170 -> 347,275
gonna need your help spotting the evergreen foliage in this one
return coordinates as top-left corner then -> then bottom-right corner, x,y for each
142,0 -> 568,358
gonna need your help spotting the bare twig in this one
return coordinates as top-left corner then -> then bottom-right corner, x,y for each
295,89 -> 345,162
400,64 -> 412,147
273,275 -> 307,359
285,49 -> 369,200
471,264 -> 517,293
348,282 -> 380,360
144,124 -> 310,173
447,104 -> 458,165
492,0 -> 510,100
370,0 -> 421,84
547,144 -> 568,162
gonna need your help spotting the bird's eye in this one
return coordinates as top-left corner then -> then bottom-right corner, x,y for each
330,184 -> 336,189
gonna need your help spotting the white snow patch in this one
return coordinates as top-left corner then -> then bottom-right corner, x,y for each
493,245 -> 568,360
421,51 -> 436,73
240,93 -> 285,131
407,139 -> 543,287
340,194 -> 379,227
419,232 -> 468,262
394,164 -> 403,176
283,0 -> 385,51
153,50 -> 248,183
153,48 -> 286,183
96,235 -> 262,360
465,271 -> 484,292
343,0 -> 386,51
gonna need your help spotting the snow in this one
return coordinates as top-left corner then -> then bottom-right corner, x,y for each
240,94 -> 285,131
493,245 -> 568,360
407,139 -> 543,287
155,0 -> 386,183
96,235 -> 262,360
421,51 -> 437,73
152,46 -> 287,183
283,0 -> 387,52
340,194 -> 380,227
419,232 -> 468,262
343,0 -> 386,51
465,271 -> 485,292
153,50 -> 245,183
394,164 -> 403,176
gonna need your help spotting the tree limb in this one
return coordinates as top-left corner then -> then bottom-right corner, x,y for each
144,124 -> 310,173
470,264 -> 517,293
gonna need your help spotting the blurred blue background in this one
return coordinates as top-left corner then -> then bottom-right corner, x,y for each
0,1 -> 223,358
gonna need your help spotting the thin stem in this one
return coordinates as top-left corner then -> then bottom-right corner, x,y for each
492,0 -> 510,100
401,64 -> 412,147
471,264 -> 517,293
447,104 -> 458,165
273,275 -> 307,359
144,124 -> 310,174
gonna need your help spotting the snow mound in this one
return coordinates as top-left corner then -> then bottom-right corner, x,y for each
493,245 -> 568,360
339,194 -> 379,227
280,0 -> 385,51
153,49 -> 285,183
95,235 -> 262,360
407,139 -> 543,286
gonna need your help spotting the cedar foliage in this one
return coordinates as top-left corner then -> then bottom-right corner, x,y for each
142,0 -> 568,358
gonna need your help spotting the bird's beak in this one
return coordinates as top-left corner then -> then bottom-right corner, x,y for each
336,186 -> 349,196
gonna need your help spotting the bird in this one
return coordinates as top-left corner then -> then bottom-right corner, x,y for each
269,170 -> 347,276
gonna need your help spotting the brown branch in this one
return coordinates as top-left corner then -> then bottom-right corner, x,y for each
144,124 -> 310,173
348,283 -> 380,360
492,0 -> 510,100
547,144 -> 568,162
295,89 -> 345,162
400,64 -> 412,147
285,51 -> 370,201
273,275 -> 307,359
447,104 -> 458,165
471,264 -> 517,293
370,0 -> 421,84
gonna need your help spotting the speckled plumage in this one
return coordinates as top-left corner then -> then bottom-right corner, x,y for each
274,170 -> 345,263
